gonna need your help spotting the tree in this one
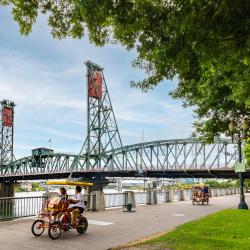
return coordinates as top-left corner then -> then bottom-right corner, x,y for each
31,182 -> 44,191
244,135 -> 250,166
1,0 -> 250,139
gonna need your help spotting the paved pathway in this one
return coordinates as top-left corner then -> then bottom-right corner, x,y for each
0,194 -> 248,250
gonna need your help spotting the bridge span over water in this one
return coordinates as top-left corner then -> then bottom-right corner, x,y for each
0,138 -> 245,181
0,61 -> 247,182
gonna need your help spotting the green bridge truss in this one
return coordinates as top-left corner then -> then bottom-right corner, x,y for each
0,139 -> 240,181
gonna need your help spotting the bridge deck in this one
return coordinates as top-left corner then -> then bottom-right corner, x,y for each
0,169 -> 249,181
0,194 -> 247,250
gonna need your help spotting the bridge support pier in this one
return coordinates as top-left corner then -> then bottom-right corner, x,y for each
82,177 -> 110,193
0,182 -> 14,197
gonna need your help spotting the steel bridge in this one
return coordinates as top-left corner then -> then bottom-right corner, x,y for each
0,138 -> 245,181
0,61 -> 247,181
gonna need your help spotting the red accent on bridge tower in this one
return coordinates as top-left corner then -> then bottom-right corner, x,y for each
89,71 -> 103,99
0,100 -> 15,167
3,107 -> 13,127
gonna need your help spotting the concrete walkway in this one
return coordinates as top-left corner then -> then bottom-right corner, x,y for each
0,194 -> 248,250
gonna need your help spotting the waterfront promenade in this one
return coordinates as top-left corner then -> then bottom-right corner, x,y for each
0,194 -> 247,250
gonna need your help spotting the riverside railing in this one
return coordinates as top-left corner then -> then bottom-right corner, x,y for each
104,193 -> 125,208
156,191 -> 166,203
0,194 -> 94,219
0,188 -> 241,219
0,196 -> 45,219
134,192 -> 147,205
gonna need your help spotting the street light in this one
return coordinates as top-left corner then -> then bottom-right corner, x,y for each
229,118 -> 249,210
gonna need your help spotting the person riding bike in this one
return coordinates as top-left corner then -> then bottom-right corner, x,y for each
67,185 -> 85,226
52,187 -> 68,220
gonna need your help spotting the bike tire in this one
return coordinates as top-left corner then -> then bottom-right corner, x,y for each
31,220 -> 45,237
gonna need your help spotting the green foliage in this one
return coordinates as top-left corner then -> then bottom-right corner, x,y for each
15,184 -> 27,192
2,1 -> 250,140
244,135 -> 250,166
142,209 -> 250,250
237,179 -> 250,188
164,180 -> 237,190
31,182 -> 45,191
244,179 -> 250,188
205,180 -> 237,188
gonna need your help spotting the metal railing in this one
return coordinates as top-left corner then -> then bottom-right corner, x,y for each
156,191 -> 166,203
104,193 -> 125,208
135,192 -> 147,205
173,190 -> 180,201
0,188 -> 240,219
0,196 -> 46,219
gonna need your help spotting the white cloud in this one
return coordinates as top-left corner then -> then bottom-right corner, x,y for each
0,7 -> 195,158
41,127 -> 83,142
0,54 -> 84,110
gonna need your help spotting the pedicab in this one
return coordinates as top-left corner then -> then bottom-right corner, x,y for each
192,184 -> 209,205
31,180 -> 93,240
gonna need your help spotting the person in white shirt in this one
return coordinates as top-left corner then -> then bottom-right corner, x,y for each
67,185 -> 85,225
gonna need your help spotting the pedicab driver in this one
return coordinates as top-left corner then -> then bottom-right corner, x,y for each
67,185 -> 85,225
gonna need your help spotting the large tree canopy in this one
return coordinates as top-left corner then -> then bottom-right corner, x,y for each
1,0 -> 250,141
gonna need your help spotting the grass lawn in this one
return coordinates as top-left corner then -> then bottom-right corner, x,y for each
136,209 -> 250,250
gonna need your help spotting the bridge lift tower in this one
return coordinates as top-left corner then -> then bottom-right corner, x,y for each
0,100 -> 15,197
77,61 -> 123,173
0,100 -> 15,168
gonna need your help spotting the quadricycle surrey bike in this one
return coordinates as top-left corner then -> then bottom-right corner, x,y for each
31,180 -> 93,240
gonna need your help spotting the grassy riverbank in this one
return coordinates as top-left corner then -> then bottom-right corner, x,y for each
128,209 -> 250,250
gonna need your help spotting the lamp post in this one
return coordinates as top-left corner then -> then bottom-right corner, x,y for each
229,119 -> 249,210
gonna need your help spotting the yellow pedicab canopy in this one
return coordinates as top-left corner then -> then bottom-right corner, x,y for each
46,179 -> 93,187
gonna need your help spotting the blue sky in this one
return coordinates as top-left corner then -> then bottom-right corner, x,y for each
0,7 -> 195,158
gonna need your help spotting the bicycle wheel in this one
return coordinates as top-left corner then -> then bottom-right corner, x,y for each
76,216 -> 88,234
31,220 -> 45,237
48,222 -> 62,240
